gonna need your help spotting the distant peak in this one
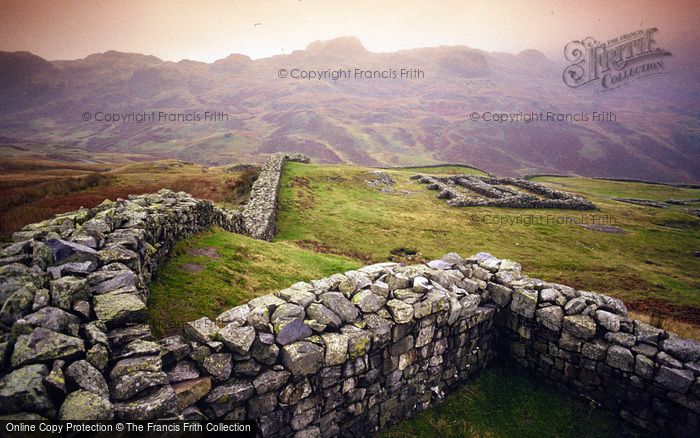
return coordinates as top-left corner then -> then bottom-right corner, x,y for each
213,53 -> 252,64
84,50 -> 162,63
516,49 -> 548,60
306,36 -> 368,56
0,51 -> 53,77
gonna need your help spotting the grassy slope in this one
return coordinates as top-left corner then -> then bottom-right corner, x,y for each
148,229 -> 360,337
276,163 -> 700,316
381,366 -> 650,438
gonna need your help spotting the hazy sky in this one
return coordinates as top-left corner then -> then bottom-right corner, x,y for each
1,0 -> 698,62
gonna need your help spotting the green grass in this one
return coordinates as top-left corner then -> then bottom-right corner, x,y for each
535,176 -> 700,203
148,228 -> 360,337
276,163 -> 700,312
381,365 -> 650,438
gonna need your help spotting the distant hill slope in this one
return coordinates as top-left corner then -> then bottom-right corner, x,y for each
0,37 -> 698,182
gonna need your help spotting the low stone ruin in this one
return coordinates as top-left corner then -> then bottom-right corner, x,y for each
612,197 -> 669,208
365,171 -> 395,192
412,175 -> 596,210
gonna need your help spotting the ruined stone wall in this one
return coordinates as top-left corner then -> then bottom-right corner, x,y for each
0,200 -> 499,434
1,177 -> 699,436
490,264 -> 700,437
243,152 -> 310,241
0,189 -> 244,421
0,151 -> 312,424
413,174 -> 597,210
160,259 -> 497,437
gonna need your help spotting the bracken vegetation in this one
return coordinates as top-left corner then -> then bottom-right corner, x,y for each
0,158 -> 259,241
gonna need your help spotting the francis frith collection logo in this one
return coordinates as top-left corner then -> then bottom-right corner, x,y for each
563,27 -> 672,91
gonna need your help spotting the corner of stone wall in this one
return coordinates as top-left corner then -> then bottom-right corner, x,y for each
162,256 -> 498,436
480,254 -> 700,437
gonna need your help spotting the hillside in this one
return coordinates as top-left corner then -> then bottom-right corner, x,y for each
0,38 -> 698,182
2,157 -> 696,334
139,160 -> 699,434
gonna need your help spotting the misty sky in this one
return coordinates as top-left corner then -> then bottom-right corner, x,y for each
1,0 -> 698,62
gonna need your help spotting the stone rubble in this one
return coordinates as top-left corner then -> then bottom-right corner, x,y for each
365,171 -> 395,192
413,174 -> 596,210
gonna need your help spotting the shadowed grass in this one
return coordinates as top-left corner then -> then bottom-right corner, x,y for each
380,365 -> 650,438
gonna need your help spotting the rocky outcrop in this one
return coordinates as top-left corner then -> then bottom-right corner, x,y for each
242,153 -> 310,241
413,174 -> 596,210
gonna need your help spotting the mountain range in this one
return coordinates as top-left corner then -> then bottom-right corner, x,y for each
0,36 -> 698,182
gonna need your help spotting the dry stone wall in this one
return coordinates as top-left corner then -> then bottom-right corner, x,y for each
243,152 -> 310,241
0,152 -> 312,424
162,259 -> 497,437
496,279 -> 700,436
0,189 -> 245,421
0,158 -> 699,437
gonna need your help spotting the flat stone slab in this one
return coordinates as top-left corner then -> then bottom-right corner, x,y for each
173,377 -> 212,410
114,385 -> 178,421
11,327 -> 85,368
93,291 -> 147,327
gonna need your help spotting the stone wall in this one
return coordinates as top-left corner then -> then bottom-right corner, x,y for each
1,172 -> 699,436
243,152 -> 310,241
0,189 -> 244,420
0,151 -> 312,423
0,197 -> 499,432
159,259 -> 497,437
493,268 -> 700,436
